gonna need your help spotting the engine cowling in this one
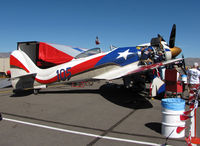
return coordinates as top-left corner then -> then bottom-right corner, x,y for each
164,48 -> 172,61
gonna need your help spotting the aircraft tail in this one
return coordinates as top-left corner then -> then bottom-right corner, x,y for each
10,50 -> 40,90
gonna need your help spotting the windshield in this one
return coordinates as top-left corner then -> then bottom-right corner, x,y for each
75,48 -> 101,59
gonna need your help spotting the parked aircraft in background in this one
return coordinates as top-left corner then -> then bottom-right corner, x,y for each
10,24 -> 183,94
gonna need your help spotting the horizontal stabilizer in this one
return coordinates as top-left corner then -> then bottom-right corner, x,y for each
11,73 -> 37,80
0,78 -> 11,88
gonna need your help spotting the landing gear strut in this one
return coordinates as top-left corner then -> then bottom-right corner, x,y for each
123,75 -> 146,92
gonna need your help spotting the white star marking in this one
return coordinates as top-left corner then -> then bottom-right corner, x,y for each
116,49 -> 133,60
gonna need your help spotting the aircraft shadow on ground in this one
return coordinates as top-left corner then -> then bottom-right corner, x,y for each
39,89 -> 100,94
99,83 -> 153,110
10,88 -> 100,97
10,90 -> 34,97
38,83 -> 153,109
145,122 -> 162,134
10,83 -> 153,109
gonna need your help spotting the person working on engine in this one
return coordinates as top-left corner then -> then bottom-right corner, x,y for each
140,47 -> 153,65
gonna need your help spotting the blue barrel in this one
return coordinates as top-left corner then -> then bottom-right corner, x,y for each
161,98 -> 185,111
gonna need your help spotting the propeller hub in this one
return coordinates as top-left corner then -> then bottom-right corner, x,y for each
170,47 -> 182,58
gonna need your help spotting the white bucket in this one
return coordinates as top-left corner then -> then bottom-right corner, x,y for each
161,98 -> 185,138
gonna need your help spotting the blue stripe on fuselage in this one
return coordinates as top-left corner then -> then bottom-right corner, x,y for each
95,47 -> 139,67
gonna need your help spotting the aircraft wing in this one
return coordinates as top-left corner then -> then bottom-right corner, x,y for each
126,58 -> 183,75
93,58 -> 183,80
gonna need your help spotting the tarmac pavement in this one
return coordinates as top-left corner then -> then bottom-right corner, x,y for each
0,80 -> 199,146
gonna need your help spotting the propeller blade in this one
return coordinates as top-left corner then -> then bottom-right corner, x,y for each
169,24 -> 176,48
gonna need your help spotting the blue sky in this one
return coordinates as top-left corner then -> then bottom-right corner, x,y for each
0,0 -> 199,58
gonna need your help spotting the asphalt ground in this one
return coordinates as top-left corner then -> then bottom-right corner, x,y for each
0,80 -> 199,146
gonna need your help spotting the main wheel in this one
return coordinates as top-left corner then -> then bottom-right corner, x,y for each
34,89 -> 39,95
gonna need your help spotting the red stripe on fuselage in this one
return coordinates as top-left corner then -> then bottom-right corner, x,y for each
70,55 -> 105,76
35,55 -> 105,84
10,55 -> 30,73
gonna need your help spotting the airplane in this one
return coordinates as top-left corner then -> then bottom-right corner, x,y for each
10,24 -> 183,95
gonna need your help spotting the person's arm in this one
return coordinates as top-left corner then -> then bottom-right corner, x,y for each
187,70 -> 191,84
198,70 -> 200,84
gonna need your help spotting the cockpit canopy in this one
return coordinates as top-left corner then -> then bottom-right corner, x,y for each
75,48 -> 101,59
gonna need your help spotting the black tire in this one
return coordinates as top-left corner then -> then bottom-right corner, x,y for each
33,89 -> 39,95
